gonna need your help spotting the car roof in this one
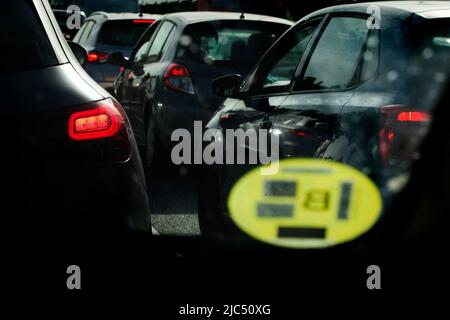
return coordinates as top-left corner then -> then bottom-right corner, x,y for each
87,12 -> 161,22
161,11 -> 293,26
301,1 -> 450,21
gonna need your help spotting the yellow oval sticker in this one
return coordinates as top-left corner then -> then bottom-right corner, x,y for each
228,159 -> 383,248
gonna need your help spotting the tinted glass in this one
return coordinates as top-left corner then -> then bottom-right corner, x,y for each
263,22 -> 318,91
97,20 -> 154,47
244,19 -> 320,95
73,20 -> 88,42
177,21 -> 289,67
0,1 -> 57,73
300,17 -> 369,90
147,21 -> 175,61
133,21 -> 161,63
79,21 -> 95,43
411,18 -> 450,69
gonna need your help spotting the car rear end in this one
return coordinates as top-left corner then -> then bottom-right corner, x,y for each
1,0 -> 150,234
76,15 -> 159,93
331,8 -> 450,183
158,17 -> 292,148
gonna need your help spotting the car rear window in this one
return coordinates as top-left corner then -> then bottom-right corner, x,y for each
0,1 -> 57,74
176,20 -> 290,67
97,20 -> 155,47
415,18 -> 450,51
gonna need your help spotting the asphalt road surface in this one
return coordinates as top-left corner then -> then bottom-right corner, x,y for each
148,165 -> 201,236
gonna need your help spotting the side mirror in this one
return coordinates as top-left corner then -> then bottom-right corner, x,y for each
212,74 -> 243,98
108,52 -> 128,67
67,41 -> 88,68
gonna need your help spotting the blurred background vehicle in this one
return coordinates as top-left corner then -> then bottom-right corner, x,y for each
53,8 -> 86,40
111,11 -> 292,171
49,0 -> 140,17
199,1 -> 450,236
73,12 -> 160,93
1,0 -> 150,233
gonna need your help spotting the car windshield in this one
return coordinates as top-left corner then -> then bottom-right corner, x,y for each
176,20 -> 289,68
0,1 -> 57,74
97,20 -> 154,47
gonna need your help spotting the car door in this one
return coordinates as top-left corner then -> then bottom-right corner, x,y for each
272,14 -> 376,158
218,18 -> 324,196
116,20 -> 176,146
220,17 -> 325,163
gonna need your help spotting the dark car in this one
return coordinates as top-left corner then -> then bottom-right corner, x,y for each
49,0 -> 140,17
73,12 -> 160,93
111,12 -> 293,170
199,1 -> 450,235
0,0 -> 150,233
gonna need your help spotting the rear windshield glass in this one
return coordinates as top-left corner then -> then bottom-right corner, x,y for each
97,20 -> 154,47
416,18 -> 450,50
176,20 -> 290,67
0,1 -> 57,74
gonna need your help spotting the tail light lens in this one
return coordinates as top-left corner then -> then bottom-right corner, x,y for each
379,105 -> 432,166
163,63 -> 194,95
67,98 -> 131,162
88,51 -> 109,63
68,99 -> 123,141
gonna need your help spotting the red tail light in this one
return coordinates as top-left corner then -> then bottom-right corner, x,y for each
88,51 -> 109,63
163,63 -> 194,95
397,111 -> 431,122
133,19 -> 155,24
68,99 -> 125,141
379,105 -> 431,166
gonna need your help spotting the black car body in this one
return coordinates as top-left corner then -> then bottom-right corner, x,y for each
1,0 -> 150,233
199,1 -> 450,235
112,12 -> 293,168
73,12 -> 160,93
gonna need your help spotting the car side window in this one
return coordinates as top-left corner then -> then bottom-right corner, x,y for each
295,16 -> 374,91
146,21 -> 176,62
246,19 -> 321,96
73,21 -> 88,42
78,21 -> 94,44
132,21 -> 161,63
